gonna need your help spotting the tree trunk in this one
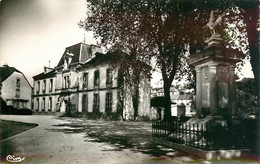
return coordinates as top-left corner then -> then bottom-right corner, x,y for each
163,81 -> 171,121
249,43 -> 259,94
244,6 -> 259,156
133,87 -> 139,120
117,68 -> 125,118
133,73 -> 140,120
244,6 -> 259,93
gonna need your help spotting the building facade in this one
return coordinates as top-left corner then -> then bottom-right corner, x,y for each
0,65 -> 32,109
32,43 -> 151,120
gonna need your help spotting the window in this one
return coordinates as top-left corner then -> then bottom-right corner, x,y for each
63,76 -> 70,88
93,94 -> 99,113
36,98 -> 39,111
42,80 -> 46,93
64,76 -> 66,88
82,94 -> 88,112
16,78 -> 20,87
94,70 -> 99,87
83,73 -> 88,88
37,81 -> 40,93
106,69 -> 113,85
48,97 -> 52,111
105,92 -> 112,112
42,98 -> 45,111
49,79 -> 53,92
15,88 -> 20,98
66,76 -> 70,88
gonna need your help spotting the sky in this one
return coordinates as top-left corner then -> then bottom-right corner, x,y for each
0,0 -> 96,85
0,0 -> 254,87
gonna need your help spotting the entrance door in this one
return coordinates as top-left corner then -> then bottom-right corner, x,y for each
60,100 -> 66,113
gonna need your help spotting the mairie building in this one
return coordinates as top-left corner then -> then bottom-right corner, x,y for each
32,43 -> 151,120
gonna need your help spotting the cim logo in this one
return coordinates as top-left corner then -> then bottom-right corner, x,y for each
6,155 -> 25,163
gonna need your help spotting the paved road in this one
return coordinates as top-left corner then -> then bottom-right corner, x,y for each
0,115 -> 258,164
0,115 -> 194,164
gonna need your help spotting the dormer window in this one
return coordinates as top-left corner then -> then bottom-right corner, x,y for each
64,57 -> 70,70
63,50 -> 74,70
66,58 -> 69,65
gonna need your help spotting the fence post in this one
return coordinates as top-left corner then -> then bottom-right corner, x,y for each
201,124 -> 204,149
165,121 -> 167,140
189,124 -> 191,146
192,124 -> 195,147
152,121 -> 153,136
206,124 -> 208,150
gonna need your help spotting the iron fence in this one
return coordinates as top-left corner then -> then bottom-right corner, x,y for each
152,119 -> 255,151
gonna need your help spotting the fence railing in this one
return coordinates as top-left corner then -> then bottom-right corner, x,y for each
152,119 -> 255,151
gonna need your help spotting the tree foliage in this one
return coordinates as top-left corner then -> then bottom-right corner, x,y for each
236,78 -> 258,118
106,50 -> 151,120
80,0 -> 208,120
80,0 -> 258,120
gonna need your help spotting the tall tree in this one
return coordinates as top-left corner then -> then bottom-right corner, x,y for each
105,50 -> 151,120
80,0 -> 258,120
80,0 -> 207,120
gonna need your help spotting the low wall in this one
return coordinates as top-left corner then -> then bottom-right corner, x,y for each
153,138 -> 250,160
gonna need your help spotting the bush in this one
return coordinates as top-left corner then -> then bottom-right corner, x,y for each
0,97 -> 7,113
17,108 -> 33,115
1,105 -> 18,114
1,105 -> 32,115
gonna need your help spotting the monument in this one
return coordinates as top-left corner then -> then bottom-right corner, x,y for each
188,11 -> 243,125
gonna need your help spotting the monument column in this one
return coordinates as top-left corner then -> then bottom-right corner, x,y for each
195,67 -> 202,116
228,64 -> 236,116
208,64 -> 218,116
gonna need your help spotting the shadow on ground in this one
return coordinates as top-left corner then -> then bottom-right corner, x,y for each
46,118 -> 196,161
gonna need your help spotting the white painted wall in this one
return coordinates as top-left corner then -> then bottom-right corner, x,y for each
78,64 -> 119,114
1,71 -> 32,109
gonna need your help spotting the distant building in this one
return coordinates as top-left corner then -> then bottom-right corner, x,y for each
171,94 -> 195,117
0,65 -> 32,109
151,86 -> 195,118
32,42 -> 151,120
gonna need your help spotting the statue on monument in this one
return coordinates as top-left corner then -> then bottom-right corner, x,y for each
205,11 -> 225,47
206,11 -> 225,36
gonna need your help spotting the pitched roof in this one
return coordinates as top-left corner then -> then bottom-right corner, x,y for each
83,52 -> 111,67
0,65 -> 21,82
56,43 -> 101,67
0,65 -> 32,88
33,70 -> 56,81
